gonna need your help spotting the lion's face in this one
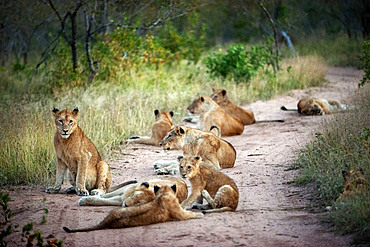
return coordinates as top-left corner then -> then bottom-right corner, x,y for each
52,108 -> 79,139
187,97 -> 205,114
210,88 -> 227,104
301,100 -> 324,115
178,156 -> 201,179
159,126 -> 185,150
124,182 -> 155,207
342,169 -> 368,194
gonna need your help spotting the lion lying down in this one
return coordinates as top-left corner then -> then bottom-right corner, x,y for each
281,97 -> 349,115
78,177 -> 188,207
63,184 -> 203,233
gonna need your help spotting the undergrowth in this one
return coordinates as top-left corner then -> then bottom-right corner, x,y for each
294,88 -> 370,243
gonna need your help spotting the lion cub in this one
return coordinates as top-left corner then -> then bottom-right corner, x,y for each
337,169 -> 368,202
281,97 -> 349,115
178,156 -> 239,213
126,110 -> 174,146
63,184 -> 204,233
187,96 -> 244,137
46,108 -> 111,196
78,177 -> 188,207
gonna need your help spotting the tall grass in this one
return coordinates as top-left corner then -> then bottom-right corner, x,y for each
294,88 -> 370,242
0,55 -> 327,186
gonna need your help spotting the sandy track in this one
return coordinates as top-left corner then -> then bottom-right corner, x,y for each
3,67 -> 363,246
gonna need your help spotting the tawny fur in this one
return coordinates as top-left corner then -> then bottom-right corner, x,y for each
187,96 -> 244,137
126,110 -> 174,146
79,177 -> 188,207
178,156 -> 239,213
46,108 -> 112,196
281,97 -> 348,115
159,126 -> 236,170
63,185 -> 204,233
210,88 -> 255,125
337,169 -> 368,202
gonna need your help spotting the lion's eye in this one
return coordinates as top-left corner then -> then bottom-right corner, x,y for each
69,120 -> 73,125
187,166 -> 191,169
59,120 -> 63,124
180,166 -> 183,169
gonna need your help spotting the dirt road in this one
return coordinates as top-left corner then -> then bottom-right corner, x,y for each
3,67 -> 363,246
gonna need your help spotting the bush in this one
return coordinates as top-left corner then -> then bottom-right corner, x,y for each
204,41 -> 273,82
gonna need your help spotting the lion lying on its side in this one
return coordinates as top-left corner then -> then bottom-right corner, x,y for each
78,177 -> 188,207
63,184 -> 204,233
281,97 -> 349,115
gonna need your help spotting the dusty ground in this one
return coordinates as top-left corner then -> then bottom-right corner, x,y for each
3,67 -> 364,246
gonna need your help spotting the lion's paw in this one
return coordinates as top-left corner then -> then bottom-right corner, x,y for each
76,188 -> 89,196
45,186 -> 60,194
195,212 -> 204,218
90,189 -> 105,196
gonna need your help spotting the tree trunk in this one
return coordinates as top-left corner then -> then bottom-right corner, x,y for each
71,10 -> 78,71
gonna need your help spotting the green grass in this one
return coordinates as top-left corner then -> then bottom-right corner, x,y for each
293,35 -> 363,68
294,88 -> 370,242
0,55 -> 327,187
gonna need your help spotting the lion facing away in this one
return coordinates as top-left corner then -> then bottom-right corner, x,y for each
210,88 -> 284,124
337,169 -> 368,202
158,126 -> 236,172
178,156 -> 239,213
187,96 -> 244,137
46,108 -> 112,196
63,184 -> 204,233
126,110 -> 174,146
281,97 -> 349,115
78,177 -> 188,207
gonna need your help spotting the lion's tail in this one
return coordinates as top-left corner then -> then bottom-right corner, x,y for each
210,125 -> 221,138
107,179 -> 138,193
280,106 -> 297,111
63,223 -> 104,233
202,207 -> 234,214
256,120 -> 285,123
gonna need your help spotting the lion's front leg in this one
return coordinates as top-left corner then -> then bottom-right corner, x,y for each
76,156 -> 89,196
46,157 -> 67,194
181,187 -> 202,209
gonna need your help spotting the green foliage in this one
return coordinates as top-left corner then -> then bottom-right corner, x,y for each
0,193 -> 12,224
204,40 -> 273,82
359,40 -> 370,87
294,90 -> 370,240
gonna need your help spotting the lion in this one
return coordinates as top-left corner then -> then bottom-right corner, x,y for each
337,169 -> 368,202
281,97 -> 349,115
187,96 -> 244,137
158,126 -> 236,173
126,110 -> 174,146
210,88 -> 284,124
46,108 -> 113,196
78,177 -> 188,207
63,184 -> 204,233
178,156 -> 239,213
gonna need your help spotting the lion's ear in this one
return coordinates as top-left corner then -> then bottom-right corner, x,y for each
154,185 -> 160,194
212,88 -> 215,92
222,89 -> 226,96
141,182 -> 150,188
179,127 -> 185,135
154,110 -> 159,116
171,184 -> 177,193
177,155 -> 184,162
200,96 -> 204,102
72,108 -> 79,117
169,111 -> 174,117
52,108 -> 59,117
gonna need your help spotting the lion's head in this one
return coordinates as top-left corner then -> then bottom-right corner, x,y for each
123,182 -> 155,207
154,109 -> 174,122
210,88 -> 228,105
159,126 -> 185,150
187,96 -> 215,114
299,100 -> 324,115
178,156 -> 201,179
52,108 -> 79,139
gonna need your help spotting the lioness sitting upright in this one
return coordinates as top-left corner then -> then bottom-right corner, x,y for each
281,97 -> 349,115
159,126 -> 236,171
63,184 -> 204,233
178,156 -> 239,213
46,108 -> 111,196
187,96 -> 244,137
126,110 -> 174,146
210,88 -> 284,124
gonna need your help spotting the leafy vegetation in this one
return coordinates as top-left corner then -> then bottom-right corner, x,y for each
294,89 -> 370,242
359,40 -> 370,87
